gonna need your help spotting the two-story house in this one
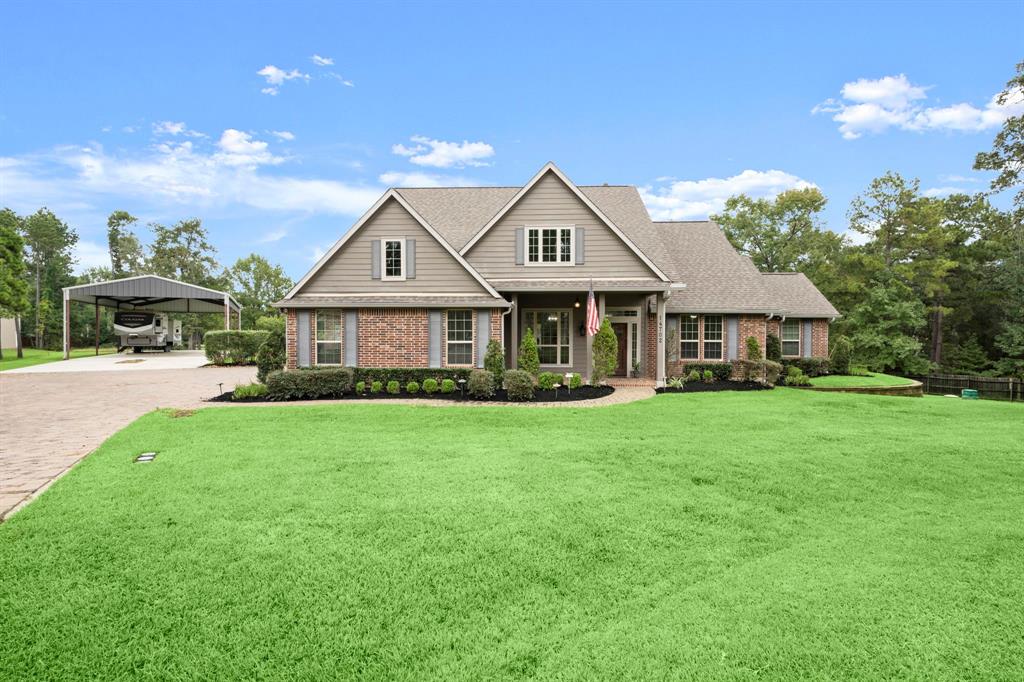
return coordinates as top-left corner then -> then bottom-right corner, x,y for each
276,163 -> 839,385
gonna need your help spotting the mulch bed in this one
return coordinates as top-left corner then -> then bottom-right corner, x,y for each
209,385 -> 615,404
656,381 -> 773,394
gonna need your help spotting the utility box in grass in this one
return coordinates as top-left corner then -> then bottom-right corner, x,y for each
961,388 -> 979,400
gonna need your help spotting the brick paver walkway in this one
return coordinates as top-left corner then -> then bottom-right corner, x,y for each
0,365 -> 256,520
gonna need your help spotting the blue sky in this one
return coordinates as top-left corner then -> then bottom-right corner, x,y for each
2,0 -> 1021,279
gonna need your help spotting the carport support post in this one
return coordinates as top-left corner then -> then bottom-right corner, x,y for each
62,288 -> 70,360
94,301 -> 100,355
223,294 -> 230,330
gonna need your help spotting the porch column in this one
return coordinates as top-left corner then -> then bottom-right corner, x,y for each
656,292 -> 666,388
598,293 -> 605,320
62,288 -> 70,360
510,294 -> 519,369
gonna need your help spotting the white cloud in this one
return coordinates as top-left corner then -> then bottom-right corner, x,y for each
922,186 -> 970,198
391,135 -> 494,168
311,245 -> 327,262
152,121 -> 206,138
73,240 -> 111,273
0,136 -> 383,219
311,54 -> 334,66
938,174 -> 982,183
270,130 -> 295,141
257,65 -> 310,95
258,228 -> 288,243
326,72 -> 354,87
639,169 -> 816,220
122,126 -> 137,133
842,229 -> 871,247
814,74 -> 1024,139
378,171 -> 480,187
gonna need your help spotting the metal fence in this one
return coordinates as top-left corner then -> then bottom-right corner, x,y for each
904,374 -> 1021,401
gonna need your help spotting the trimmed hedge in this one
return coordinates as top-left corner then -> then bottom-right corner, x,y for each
766,333 -> 782,363
467,369 -> 495,399
255,326 -> 285,383
265,367 -> 353,400
352,367 -> 472,386
504,369 -> 534,401
678,362 -> 733,381
782,357 -> 830,377
204,330 -> 270,365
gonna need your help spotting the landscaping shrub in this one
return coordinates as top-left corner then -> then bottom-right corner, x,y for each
232,382 -> 268,400
204,330 -> 271,365
484,339 -> 505,387
518,328 -> 540,376
352,367 -> 471,386
680,362 -> 733,381
831,335 -> 853,375
265,367 -> 353,400
569,373 -> 583,389
386,380 -> 400,395
467,369 -> 495,399
406,381 -> 420,394
766,333 -> 782,362
255,315 -> 286,334
355,381 -> 366,394
440,378 -> 455,394
702,369 -> 714,383
784,366 -> 811,386
504,369 -> 534,401
686,369 -> 701,382
422,378 -> 438,394
255,325 -> 286,383
537,371 -> 558,390
370,381 -> 383,394
591,318 -> 618,384
732,359 -> 755,381
783,357 -> 831,377
764,360 -> 783,386
666,376 -> 685,389
746,336 -> 762,359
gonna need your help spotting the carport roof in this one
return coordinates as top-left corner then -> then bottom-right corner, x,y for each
64,275 -> 241,314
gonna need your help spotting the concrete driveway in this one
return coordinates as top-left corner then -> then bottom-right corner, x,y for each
4,349 -> 210,373
0,363 -> 256,520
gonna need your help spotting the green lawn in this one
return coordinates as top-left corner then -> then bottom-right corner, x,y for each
810,371 -> 914,387
2,391 -> 1022,680
0,346 -> 117,371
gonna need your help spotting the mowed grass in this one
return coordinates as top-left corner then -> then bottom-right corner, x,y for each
1,391 -> 1022,680
0,346 -> 116,371
810,371 -> 914,387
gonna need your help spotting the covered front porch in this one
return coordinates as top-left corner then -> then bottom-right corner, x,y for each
494,280 -> 674,386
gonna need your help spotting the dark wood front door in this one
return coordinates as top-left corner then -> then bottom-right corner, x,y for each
612,323 -> 628,376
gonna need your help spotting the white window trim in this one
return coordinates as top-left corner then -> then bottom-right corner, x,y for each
781,319 -> 801,358
445,309 -> 475,368
679,314 -> 700,360
524,225 -> 575,266
314,309 -> 343,366
381,237 -> 406,281
703,314 -> 724,361
523,307 -> 574,367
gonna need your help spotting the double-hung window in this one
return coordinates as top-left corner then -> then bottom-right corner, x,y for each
526,226 -> 573,264
781,319 -> 801,357
523,310 -> 571,365
703,315 -> 723,360
316,310 -> 342,365
680,315 -> 699,359
446,310 -> 474,366
382,238 -> 405,280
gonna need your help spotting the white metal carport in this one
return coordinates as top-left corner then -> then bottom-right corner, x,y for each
61,275 -> 242,359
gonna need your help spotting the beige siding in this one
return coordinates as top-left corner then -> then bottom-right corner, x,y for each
302,198 -> 489,295
465,172 -> 656,279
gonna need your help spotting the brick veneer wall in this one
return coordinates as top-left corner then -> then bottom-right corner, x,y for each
358,308 -> 429,367
285,308 -> 297,369
645,312 -> 657,380
812,319 -> 829,357
737,314 -> 767,359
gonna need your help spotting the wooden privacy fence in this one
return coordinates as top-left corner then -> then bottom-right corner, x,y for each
904,373 -> 1021,401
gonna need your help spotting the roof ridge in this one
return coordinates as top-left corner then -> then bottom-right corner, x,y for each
394,185 -> 522,190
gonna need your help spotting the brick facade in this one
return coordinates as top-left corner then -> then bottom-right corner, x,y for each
357,308 -> 429,367
644,312 -> 657,380
737,314 -> 766,359
285,309 -> 297,370
812,318 -> 829,358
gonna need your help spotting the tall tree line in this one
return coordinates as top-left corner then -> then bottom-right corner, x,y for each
713,62 -> 1024,378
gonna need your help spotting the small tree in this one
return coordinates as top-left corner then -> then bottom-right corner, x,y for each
745,335 -> 762,359
484,339 -> 505,386
0,212 -> 31,359
830,335 -> 853,375
518,327 -> 540,376
255,325 -> 286,383
766,333 -> 782,362
591,318 -> 618,384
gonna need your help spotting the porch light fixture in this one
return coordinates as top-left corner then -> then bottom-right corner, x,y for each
574,298 -> 581,309
689,314 -> 698,319
564,372 -> 573,393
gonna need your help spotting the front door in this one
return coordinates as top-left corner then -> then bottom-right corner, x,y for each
612,323 -> 628,376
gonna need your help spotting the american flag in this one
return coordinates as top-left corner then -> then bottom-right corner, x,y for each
585,282 -> 600,336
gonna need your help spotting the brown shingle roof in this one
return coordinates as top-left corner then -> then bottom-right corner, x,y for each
761,272 -> 840,318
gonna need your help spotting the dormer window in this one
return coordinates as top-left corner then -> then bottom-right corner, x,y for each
382,238 -> 405,280
526,226 -> 574,265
